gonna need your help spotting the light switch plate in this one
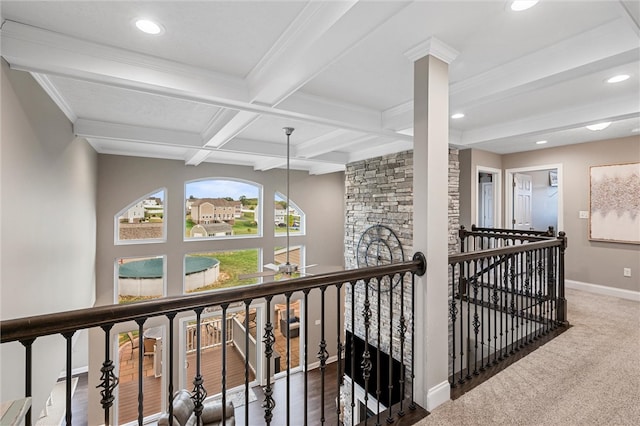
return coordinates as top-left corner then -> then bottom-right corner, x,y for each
579,211 -> 589,219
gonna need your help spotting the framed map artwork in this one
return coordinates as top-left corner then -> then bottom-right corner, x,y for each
589,162 -> 640,244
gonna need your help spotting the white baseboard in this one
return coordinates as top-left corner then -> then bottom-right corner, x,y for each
566,280 -> 640,302
426,380 -> 450,411
306,355 -> 338,371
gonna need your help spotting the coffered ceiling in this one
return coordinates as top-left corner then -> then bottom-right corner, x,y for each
1,1 -> 638,174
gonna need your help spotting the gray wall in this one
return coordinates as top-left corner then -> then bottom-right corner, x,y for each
1,61 -> 97,413
89,154 -> 345,423
503,137 -> 640,292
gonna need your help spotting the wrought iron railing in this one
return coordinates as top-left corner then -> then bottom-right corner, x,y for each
448,227 -> 568,396
1,254 -> 426,426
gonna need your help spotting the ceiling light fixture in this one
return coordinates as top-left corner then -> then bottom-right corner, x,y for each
510,1 -> 539,11
631,128 -> 640,133
135,19 -> 163,35
586,122 -> 611,131
606,74 -> 630,84
451,113 -> 465,119
536,140 -> 548,145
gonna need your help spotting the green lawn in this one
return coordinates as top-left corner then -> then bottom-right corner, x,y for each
189,250 -> 259,291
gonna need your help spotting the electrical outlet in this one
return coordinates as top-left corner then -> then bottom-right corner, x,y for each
623,268 -> 631,277
579,211 -> 589,219
315,319 -> 321,325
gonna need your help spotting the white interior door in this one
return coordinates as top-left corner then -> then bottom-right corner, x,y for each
480,182 -> 494,228
513,173 -> 532,230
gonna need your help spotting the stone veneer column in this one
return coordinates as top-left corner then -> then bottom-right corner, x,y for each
411,38 -> 458,410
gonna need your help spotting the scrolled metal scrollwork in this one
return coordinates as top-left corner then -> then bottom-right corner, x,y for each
97,359 -> 119,411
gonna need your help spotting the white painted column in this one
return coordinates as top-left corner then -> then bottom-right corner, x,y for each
410,38 -> 458,411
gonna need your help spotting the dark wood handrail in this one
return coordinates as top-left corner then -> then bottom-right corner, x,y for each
449,236 -> 564,264
468,225 -> 555,237
1,255 -> 425,344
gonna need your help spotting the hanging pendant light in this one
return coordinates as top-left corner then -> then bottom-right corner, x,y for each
281,127 -> 297,275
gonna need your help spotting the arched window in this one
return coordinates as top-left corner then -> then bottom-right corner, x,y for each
274,192 -> 305,236
185,179 -> 261,240
115,189 -> 166,244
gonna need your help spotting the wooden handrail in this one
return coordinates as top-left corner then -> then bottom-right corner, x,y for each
449,237 -> 564,264
1,256 -> 425,344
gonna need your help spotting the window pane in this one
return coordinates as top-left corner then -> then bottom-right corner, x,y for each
185,179 -> 260,239
185,249 -> 259,293
274,192 -> 304,236
117,256 -> 165,304
116,189 -> 165,243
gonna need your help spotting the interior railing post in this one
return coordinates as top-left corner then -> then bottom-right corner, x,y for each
262,296 -> 275,425
221,303 -> 229,425
243,301 -> 251,426
136,318 -> 147,425
98,324 -> 118,425
62,331 -> 75,425
192,308 -> 207,422
20,338 -> 35,426
557,232 -> 568,324
166,313 -> 176,426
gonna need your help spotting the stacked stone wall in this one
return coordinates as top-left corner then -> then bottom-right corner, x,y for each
342,148 -> 459,424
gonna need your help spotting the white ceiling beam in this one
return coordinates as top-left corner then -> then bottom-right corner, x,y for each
458,94 -> 640,146
31,73 -> 77,122
74,119 -> 203,147
348,139 -> 414,164
187,1 -> 410,165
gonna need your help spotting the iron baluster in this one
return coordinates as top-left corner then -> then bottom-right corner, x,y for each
350,281 -> 356,426
262,296 -> 275,425
317,287 -> 329,425
221,304 -> 228,425
166,313 -> 176,426
63,331 -> 74,425
21,338 -> 35,426
285,293 -> 292,426
192,309 -> 207,422
137,319 -> 146,425
459,263 -> 465,383
361,278 -> 372,425
97,325 -> 118,425
410,267 -> 417,411
386,274 -> 394,424
377,277 -> 383,423
335,284 -> 343,422
449,271 -> 458,387
465,261 -> 472,380
244,302 -> 251,426
472,262 -> 480,375
304,289 -> 310,426
492,258 -> 499,365
398,273 -> 408,416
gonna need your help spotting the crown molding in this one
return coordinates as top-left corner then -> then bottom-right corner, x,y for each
404,36 -> 459,64
31,73 -> 77,123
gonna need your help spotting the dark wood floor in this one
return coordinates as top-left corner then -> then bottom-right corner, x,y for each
70,362 -> 341,425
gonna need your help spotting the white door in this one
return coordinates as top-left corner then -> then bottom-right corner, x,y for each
513,173 -> 532,230
480,182 -> 494,228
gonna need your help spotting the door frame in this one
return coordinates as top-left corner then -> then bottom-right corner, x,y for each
505,164 -> 564,233
475,166 -> 502,228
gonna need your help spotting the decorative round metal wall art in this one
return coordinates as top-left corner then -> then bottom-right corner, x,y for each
356,224 -> 405,291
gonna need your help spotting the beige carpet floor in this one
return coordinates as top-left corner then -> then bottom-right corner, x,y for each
417,288 -> 640,426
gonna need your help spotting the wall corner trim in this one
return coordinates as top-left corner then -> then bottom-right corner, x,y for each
566,280 -> 640,302
426,380 -> 450,411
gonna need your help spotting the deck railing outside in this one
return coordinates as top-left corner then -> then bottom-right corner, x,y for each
449,226 -> 568,396
1,254 -> 426,426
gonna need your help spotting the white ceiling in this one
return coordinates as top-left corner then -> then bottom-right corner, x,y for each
1,1 -> 639,175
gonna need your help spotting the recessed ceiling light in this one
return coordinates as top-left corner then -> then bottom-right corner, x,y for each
451,113 -> 465,119
536,140 -> 548,145
511,1 -> 539,12
586,122 -> 611,131
606,74 -> 630,84
135,19 -> 163,35
631,128 -> 640,133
